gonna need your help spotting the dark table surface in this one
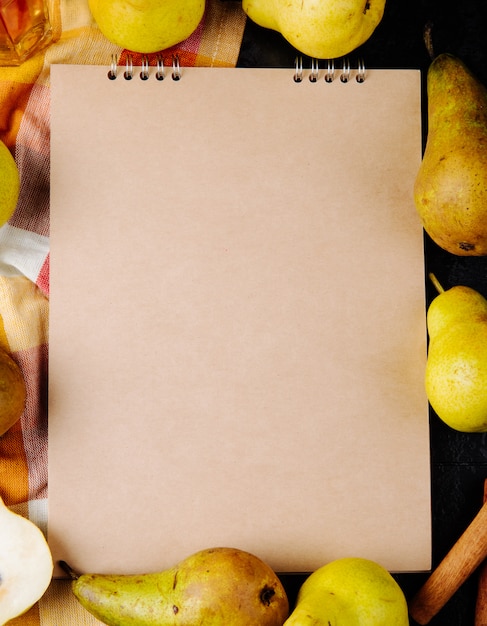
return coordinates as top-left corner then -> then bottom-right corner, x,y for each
235,1 -> 487,624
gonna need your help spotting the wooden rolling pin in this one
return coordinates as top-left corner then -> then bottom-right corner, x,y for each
475,480 -> 487,625
409,485 -> 487,624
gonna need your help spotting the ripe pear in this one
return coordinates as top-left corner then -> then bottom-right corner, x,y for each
414,53 -> 487,256
88,0 -> 205,54
0,496 -> 54,625
425,283 -> 487,432
0,138 -> 20,228
65,546 -> 289,625
0,346 -> 27,436
242,0 -> 386,60
283,557 -> 409,626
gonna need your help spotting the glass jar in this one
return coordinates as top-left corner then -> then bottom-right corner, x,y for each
0,0 -> 53,65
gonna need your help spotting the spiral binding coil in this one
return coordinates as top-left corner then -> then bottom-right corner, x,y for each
294,56 -> 366,83
107,54 -> 366,83
107,53 -> 181,81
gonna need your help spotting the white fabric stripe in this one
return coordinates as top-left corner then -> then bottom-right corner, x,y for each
0,224 -> 49,281
28,497 -> 48,536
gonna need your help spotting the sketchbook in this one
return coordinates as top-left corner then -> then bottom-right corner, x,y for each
48,59 -> 431,576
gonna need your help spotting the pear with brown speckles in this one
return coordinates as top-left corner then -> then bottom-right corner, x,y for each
414,53 -> 487,255
425,282 -> 487,432
64,547 -> 289,625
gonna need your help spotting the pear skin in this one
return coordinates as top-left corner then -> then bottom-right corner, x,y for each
0,346 -> 27,436
68,547 -> 289,626
242,0 -> 386,60
425,285 -> 487,432
414,54 -> 487,256
88,0 -> 205,54
283,557 -> 409,625
0,139 -> 20,228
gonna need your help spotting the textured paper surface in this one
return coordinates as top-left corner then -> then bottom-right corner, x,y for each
49,64 -> 430,576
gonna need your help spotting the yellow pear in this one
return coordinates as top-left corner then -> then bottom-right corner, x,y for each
0,496 -> 53,625
65,546 -> 289,625
425,282 -> 487,432
283,557 -> 409,625
414,53 -> 487,255
0,346 -> 27,436
89,0 -> 206,53
242,0 -> 386,60
0,138 -> 20,228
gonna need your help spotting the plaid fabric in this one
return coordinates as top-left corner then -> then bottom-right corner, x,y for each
0,1 -> 246,623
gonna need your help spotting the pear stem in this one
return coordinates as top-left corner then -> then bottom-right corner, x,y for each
429,272 -> 444,294
423,21 -> 435,60
58,560 -> 80,580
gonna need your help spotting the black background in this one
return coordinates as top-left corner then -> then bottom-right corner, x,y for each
235,1 -> 487,624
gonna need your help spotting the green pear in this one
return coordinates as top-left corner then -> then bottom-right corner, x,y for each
242,0 -> 386,60
0,496 -> 53,625
0,138 -> 20,228
414,53 -> 487,256
65,546 -> 289,625
89,0 -> 205,54
283,557 -> 408,626
425,283 -> 487,432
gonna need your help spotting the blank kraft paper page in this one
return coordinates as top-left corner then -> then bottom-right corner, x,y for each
48,63 -> 430,576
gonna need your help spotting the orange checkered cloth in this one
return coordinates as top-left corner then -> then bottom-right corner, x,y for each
0,1 -> 246,623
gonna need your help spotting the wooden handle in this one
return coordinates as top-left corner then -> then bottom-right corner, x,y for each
409,497 -> 487,624
475,480 -> 487,625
